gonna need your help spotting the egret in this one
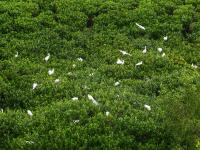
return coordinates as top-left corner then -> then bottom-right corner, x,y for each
164,36 -> 168,41
0,109 -> 3,113
135,61 -> 143,66
116,59 -> 124,65
72,97 -> 79,101
48,68 -> 54,75
73,120 -> 80,123
54,79 -> 60,83
72,64 -> 76,68
32,83 -> 38,90
114,81 -> 120,86
26,141 -> 34,144
15,52 -> 19,58
142,46 -> 147,54
162,53 -> 166,57
27,110 -> 33,116
144,104 -> 151,111
191,64 -> 198,69
44,53 -> 50,62
88,94 -> 98,105
106,111 -> 110,116
157,48 -> 163,53
77,58 -> 83,62
136,23 -> 145,30
119,50 -> 131,56
89,73 -> 94,76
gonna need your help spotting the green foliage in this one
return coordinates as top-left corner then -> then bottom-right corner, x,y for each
0,0 -> 200,149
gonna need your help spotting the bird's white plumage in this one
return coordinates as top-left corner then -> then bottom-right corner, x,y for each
164,36 -> 168,41
54,79 -> 60,83
157,48 -> 163,53
106,111 -> 110,116
48,68 -> 54,75
27,110 -> 33,116
114,81 -> 120,86
88,94 -> 98,105
116,59 -> 124,65
119,50 -> 131,56
136,61 -> 143,66
162,53 -> 166,57
15,52 -> 19,58
44,53 -> 50,62
142,46 -> 147,54
191,64 -> 198,69
136,23 -> 145,30
77,58 -> 83,62
32,83 -> 38,90
144,104 -> 151,111
72,97 -> 79,101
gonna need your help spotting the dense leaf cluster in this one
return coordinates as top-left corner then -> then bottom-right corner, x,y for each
0,0 -> 200,149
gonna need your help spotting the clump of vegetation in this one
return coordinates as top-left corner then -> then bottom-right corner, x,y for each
0,0 -> 200,149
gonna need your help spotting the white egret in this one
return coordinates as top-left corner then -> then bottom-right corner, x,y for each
32,83 -> 38,90
114,81 -> 120,86
106,111 -> 110,116
54,79 -> 60,83
48,68 -> 54,75
135,61 -> 143,66
119,50 -> 131,56
116,59 -> 124,65
44,53 -> 50,62
191,64 -> 198,69
15,52 -> 19,58
136,23 -> 145,30
77,58 -> 83,62
88,94 -> 98,105
27,110 -> 33,116
144,104 -> 151,111
162,53 -> 166,57
157,48 -> 163,53
142,46 -> 147,54
164,36 -> 168,41
72,97 -> 79,101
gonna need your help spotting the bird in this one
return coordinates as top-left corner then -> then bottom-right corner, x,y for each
136,23 -> 145,30
72,97 -> 79,101
114,81 -> 120,86
164,36 -> 168,41
106,111 -> 110,116
32,83 -> 38,90
48,68 -> 54,75
135,61 -> 143,66
142,46 -> 147,54
144,104 -> 151,111
162,53 -> 166,57
89,73 -> 94,76
27,110 -> 33,116
157,48 -> 163,53
88,94 -> 98,105
119,50 -> 131,56
116,59 -> 124,65
26,141 -> 34,144
44,53 -> 50,62
73,120 -> 80,123
72,64 -> 76,68
191,63 -> 198,69
0,109 -> 3,113
15,52 -> 19,58
77,58 -> 83,62
54,79 -> 60,83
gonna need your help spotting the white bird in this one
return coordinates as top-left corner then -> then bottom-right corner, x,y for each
0,109 -> 3,113
15,52 -> 19,58
48,68 -> 54,75
116,59 -> 124,65
77,58 -> 83,62
27,110 -> 33,116
142,46 -> 147,54
144,104 -> 151,111
136,23 -> 145,30
54,79 -> 60,83
88,94 -> 98,105
106,111 -> 110,116
157,48 -> 163,53
164,36 -> 168,41
191,63 -> 198,69
72,97 -> 79,101
162,53 -> 166,57
26,141 -> 34,144
44,53 -> 50,62
119,50 -> 131,56
89,73 -> 94,76
135,61 -> 143,66
114,81 -> 120,86
32,83 -> 38,90
72,64 -> 76,68
73,120 -> 80,123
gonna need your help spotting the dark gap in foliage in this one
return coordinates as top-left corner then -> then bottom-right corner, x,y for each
86,15 -> 94,28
